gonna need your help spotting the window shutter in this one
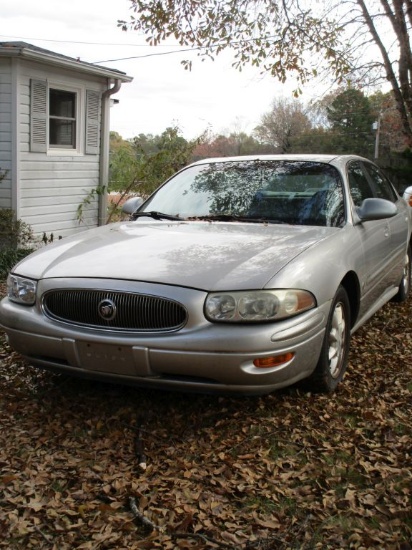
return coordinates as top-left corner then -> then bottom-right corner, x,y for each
30,79 -> 47,152
85,90 -> 100,155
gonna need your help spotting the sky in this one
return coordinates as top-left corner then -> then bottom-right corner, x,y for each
1,0 -> 310,140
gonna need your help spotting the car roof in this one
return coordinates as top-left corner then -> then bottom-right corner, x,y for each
190,154 -> 370,166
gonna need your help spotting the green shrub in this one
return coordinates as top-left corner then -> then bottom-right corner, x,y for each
0,209 -> 35,279
0,209 -> 33,248
0,247 -> 34,279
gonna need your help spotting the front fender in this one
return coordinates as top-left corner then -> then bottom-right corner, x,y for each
265,227 -> 362,309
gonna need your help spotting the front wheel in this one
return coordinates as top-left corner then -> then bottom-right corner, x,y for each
391,245 -> 411,303
306,286 -> 351,393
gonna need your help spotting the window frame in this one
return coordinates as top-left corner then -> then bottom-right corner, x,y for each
362,161 -> 399,203
347,161 -> 375,207
347,160 -> 399,208
48,88 -> 78,150
30,79 -> 100,156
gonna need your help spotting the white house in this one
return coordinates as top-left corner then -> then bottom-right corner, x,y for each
0,42 -> 132,239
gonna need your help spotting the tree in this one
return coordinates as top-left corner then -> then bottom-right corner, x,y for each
109,133 -> 141,194
326,88 -> 375,156
133,127 -> 202,192
107,127 -> 201,222
368,91 -> 408,154
120,1 -> 346,91
291,126 -> 338,154
254,98 -> 313,153
120,0 -> 412,146
192,131 -> 267,159
192,134 -> 240,159
344,0 -> 412,145
108,127 -> 202,209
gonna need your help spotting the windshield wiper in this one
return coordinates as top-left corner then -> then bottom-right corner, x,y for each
188,214 -> 287,224
132,211 -> 183,221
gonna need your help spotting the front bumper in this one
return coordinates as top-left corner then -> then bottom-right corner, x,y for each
0,279 -> 329,395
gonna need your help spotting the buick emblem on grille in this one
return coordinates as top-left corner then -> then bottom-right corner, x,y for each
98,299 -> 117,321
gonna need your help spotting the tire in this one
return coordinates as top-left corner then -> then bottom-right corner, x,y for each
306,286 -> 351,393
391,245 -> 411,303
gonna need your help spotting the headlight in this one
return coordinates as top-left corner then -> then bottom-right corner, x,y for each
205,290 -> 315,322
7,274 -> 37,305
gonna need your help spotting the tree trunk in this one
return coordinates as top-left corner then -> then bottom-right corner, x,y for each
358,0 -> 412,146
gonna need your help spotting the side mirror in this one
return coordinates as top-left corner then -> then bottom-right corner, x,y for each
403,186 -> 412,207
356,198 -> 397,222
122,196 -> 144,215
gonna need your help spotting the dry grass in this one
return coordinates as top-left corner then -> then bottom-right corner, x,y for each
0,282 -> 411,549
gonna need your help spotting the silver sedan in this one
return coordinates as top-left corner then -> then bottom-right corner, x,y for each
1,155 -> 411,395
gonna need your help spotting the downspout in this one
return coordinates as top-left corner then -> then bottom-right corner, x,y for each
98,78 -> 122,226
11,57 -> 20,217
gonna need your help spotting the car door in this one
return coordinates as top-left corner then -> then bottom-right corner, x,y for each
362,161 -> 410,278
347,161 -> 400,314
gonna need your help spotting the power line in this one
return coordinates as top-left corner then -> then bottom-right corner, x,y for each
0,32 -> 280,64
94,45 -> 207,64
0,32 -> 204,64
0,33 -> 180,48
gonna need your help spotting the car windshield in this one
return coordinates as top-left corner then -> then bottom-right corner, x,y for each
141,160 -> 346,227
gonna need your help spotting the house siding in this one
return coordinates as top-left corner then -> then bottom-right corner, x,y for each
0,58 -> 12,209
13,60 -> 105,238
0,43 -> 131,241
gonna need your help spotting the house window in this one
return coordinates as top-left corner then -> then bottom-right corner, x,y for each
49,89 -> 76,148
30,79 -> 100,155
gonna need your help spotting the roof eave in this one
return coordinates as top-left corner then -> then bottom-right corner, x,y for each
0,45 -> 133,83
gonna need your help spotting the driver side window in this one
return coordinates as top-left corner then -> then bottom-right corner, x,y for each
347,162 -> 374,207
363,163 -> 398,202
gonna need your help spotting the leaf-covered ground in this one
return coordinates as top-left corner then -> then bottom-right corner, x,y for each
0,282 -> 411,549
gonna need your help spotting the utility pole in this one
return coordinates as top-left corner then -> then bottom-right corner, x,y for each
372,115 -> 381,159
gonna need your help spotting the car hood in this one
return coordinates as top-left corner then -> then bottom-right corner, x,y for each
14,221 -> 336,291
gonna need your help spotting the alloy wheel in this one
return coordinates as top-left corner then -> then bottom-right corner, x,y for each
328,302 -> 346,379
402,251 -> 411,294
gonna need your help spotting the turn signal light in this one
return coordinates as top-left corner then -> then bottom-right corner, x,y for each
253,353 -> 294,369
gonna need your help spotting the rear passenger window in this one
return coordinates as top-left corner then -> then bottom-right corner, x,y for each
363,163 -> 398,202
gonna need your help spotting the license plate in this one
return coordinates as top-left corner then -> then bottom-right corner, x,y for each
77,341 -> 135,374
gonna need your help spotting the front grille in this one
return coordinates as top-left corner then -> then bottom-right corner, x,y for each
42,289 -> 187,332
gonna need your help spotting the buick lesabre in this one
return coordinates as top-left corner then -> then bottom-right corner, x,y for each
1,155 -> 411,394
